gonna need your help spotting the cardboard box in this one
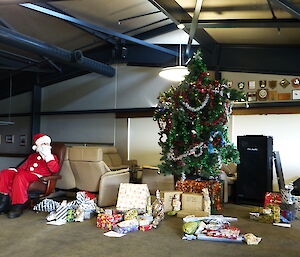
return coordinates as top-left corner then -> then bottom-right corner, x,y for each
177,210 -> 208,218
161,191 -> 183,212
181,193 -> 203,211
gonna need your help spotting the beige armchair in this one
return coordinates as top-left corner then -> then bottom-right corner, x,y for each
100,146 -> 138,171
57,146 -> 130,207
219,163 -> 237,203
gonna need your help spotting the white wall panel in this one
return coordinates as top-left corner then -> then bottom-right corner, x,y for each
128,117 -> 161,166
232,114 -> 300,184
40,113 -> 115,144
116,65 -> 172,109
0,92 -> 31,114
42,73 -> 116,111
42,65 -> 173,112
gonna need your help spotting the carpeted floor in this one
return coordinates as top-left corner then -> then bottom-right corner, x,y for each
0,203 -> 299,257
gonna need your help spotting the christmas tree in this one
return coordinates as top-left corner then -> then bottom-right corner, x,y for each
154,50 -> 245,179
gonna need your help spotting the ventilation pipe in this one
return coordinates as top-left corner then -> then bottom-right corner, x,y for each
0,26 -> 115,77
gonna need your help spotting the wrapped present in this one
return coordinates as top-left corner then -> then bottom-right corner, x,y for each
264,192 -> 281,207
113,219 -> 139,234
266,204 -> 280,223
139,224 -> 153,231
114,224 -> 139,234
281,210 -> 295,221
124,209 -> 138,220
152,190 -> 164,227
33,199 -> 60,212
96,213 -> 124,230
250,205 -> 280,223
55,200 -> 70,221
116,183 -> 150,213
66,209 -> 75,222
281,203 -> 296,221
138,215 -> 153,226
176,180 -> 222,211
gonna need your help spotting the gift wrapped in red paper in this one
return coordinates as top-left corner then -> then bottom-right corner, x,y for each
96,213 -> 124,230
139,224 -> 153,231
264,192 -> 281,207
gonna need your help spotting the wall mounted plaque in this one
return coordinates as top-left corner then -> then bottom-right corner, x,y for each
257,89 -> 268,101
292,89 -> 300,100
247,92 -> 257,102
278,93 -> 291,100
269,80 -> 277,89
248,81 -> 256,90
259,80 -> 267,88
291,78 -> 300,88
238,82 -> 245,90
268,91 -> 278,101
280,79 -> 290,88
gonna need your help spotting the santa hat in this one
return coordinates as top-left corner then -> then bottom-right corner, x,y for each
32,133 -> 51,151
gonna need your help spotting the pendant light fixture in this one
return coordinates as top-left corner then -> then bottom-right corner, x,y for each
0,73 -> 14,125
159,44 -> 189,82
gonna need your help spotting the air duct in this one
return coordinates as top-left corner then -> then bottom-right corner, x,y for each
0,26 -> 115,77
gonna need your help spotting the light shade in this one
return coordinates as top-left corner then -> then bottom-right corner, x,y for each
159,66 -> 189,82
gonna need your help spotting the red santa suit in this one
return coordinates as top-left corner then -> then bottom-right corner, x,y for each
0,134 -> 60,205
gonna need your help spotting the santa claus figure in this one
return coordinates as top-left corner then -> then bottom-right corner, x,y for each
0,134 -> 60,218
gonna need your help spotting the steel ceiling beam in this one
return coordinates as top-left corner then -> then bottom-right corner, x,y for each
183,18 -> 300,28
147,0 -> 216,52
270,0 -> 300,20
186,0 -> 203,56
0,26 -> 115,76
20,3 -> 178,57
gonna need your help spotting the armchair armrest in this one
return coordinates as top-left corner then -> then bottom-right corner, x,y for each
98,168 -> 130,207
142,165 -> 159,171
39,175 -> 62,196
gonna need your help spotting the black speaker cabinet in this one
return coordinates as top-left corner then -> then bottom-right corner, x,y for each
236,135 -> 273,205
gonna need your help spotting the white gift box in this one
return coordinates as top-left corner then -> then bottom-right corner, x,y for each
116,183 -> 150,213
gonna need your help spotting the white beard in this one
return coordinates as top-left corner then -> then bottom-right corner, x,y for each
36,145 -> 52,155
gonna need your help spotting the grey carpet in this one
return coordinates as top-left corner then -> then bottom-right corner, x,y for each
0,204 -> 299,257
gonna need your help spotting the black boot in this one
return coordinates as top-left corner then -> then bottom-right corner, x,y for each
0,193 -> 10,214
7,204 -> 24,219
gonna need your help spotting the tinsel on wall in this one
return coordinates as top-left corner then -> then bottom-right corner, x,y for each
153,50 -> 245,179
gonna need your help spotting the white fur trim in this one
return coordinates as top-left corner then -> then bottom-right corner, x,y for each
32,145 -> 37,151
35,135 -> 51,146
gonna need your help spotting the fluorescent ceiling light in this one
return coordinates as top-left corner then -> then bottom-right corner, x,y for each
0,121 -> 14,125
159,66 -> 189,82
177,24 -> 185,30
